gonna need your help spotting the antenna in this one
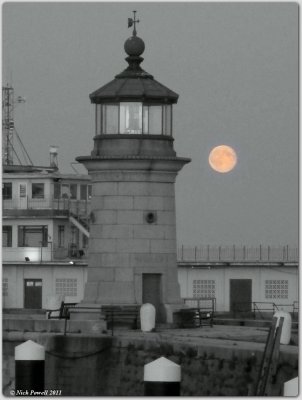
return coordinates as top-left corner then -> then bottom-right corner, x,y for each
2,84 -> 32,166
2,85 -> 14,165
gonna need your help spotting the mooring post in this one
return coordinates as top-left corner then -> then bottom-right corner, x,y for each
273,311 -> 292,345
15,340 -> 45,394
283,377 -> 298,396
144,356 -> 181,396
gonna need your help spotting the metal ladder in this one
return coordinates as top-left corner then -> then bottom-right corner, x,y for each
254,316 -> 284,395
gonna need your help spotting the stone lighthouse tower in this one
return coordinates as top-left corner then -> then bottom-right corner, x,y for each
76,13 -> 190,322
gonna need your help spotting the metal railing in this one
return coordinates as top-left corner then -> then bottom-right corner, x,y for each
183,297 -> 216,312
182,297 -> 216,327
3,197 -> 91,216
232,301 -> 298,320
178,245 -> 298,263
2,243 -> 88,262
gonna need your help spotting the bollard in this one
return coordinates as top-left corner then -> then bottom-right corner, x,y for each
283,376 -> 298,396
140,303 -> 156,332
273,311 -> 292,345
15,340 -> 45,395
45,295 -> 64,319
144,356 -> 181,396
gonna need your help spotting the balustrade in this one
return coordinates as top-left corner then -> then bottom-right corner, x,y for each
178,245 -> 298,263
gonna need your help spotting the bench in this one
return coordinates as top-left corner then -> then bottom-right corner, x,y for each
181,297 -> 215,327
46,301 -> 77,320
175,308 -> 214,328
101,305 -> 140,334
46,302 -> 140,335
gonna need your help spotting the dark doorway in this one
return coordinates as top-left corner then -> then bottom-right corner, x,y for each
24,279 -> 42,309
142,274 -> 162,321
230,279 -> 252,313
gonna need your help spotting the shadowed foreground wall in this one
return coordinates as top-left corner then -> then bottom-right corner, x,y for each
3,334 -> 298,396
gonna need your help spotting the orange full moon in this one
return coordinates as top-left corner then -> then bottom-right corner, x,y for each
208,145 -> 237,173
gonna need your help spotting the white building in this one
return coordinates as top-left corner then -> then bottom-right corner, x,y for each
178,255 -> 298,315
2,165 -> 90,309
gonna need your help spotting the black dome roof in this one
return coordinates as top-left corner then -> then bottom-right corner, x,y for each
90,35 -> 178,104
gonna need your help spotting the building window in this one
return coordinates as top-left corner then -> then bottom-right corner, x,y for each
32,183 -> 44,199
2,182 -> 12,199
69,184 -> 77,199
80,184 -> 87,200
54,183 -> 61,199
59,183 -> 78,199
56,278 -> 77,297
80,184 -> 92,200
58,225 -> 65,247
82,233 -> 88,249
18,225 -> 48,247
265,280 -> 288,299
3,278 -> 8,296
193,280 -> 216,298
3,226 -> 12,247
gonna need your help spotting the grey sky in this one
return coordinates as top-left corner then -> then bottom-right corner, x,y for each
3,2 -> 298,247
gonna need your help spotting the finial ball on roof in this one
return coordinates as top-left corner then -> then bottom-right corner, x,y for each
124,36 -> 145,56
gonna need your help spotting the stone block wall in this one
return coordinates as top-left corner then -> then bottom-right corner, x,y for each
3,333 -> 298,396
83,168 -> 181,307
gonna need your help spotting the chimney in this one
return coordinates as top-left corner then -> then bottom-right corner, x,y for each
49,145 -> 58,168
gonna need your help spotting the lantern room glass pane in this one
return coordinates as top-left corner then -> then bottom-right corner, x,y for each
148,106 -> 162,134
119,102 -> 142,134
163,105 -> 172,135
103,105 -> 119,134
143,106 -> 149,134
95,105 -> 102,135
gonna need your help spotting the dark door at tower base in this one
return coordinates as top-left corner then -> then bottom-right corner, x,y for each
24,279 -> 42,309
230,279 -> 252,313
142,274 -> 162,322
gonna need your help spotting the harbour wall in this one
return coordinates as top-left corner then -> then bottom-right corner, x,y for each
3,332 -> 298,396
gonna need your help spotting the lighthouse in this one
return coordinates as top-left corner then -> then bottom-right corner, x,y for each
76,12 -> 190,323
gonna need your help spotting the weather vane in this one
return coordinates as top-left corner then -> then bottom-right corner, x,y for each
128,11 -> 140,37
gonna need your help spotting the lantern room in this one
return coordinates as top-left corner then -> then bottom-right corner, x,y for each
94,102 -> 173,136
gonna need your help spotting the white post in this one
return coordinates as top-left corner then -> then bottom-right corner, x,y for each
140,303 -> 156,332
144,356 -> 181,396
273,311 -> 292,345
283,377 -> 298,396
15,340 -> 45,395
